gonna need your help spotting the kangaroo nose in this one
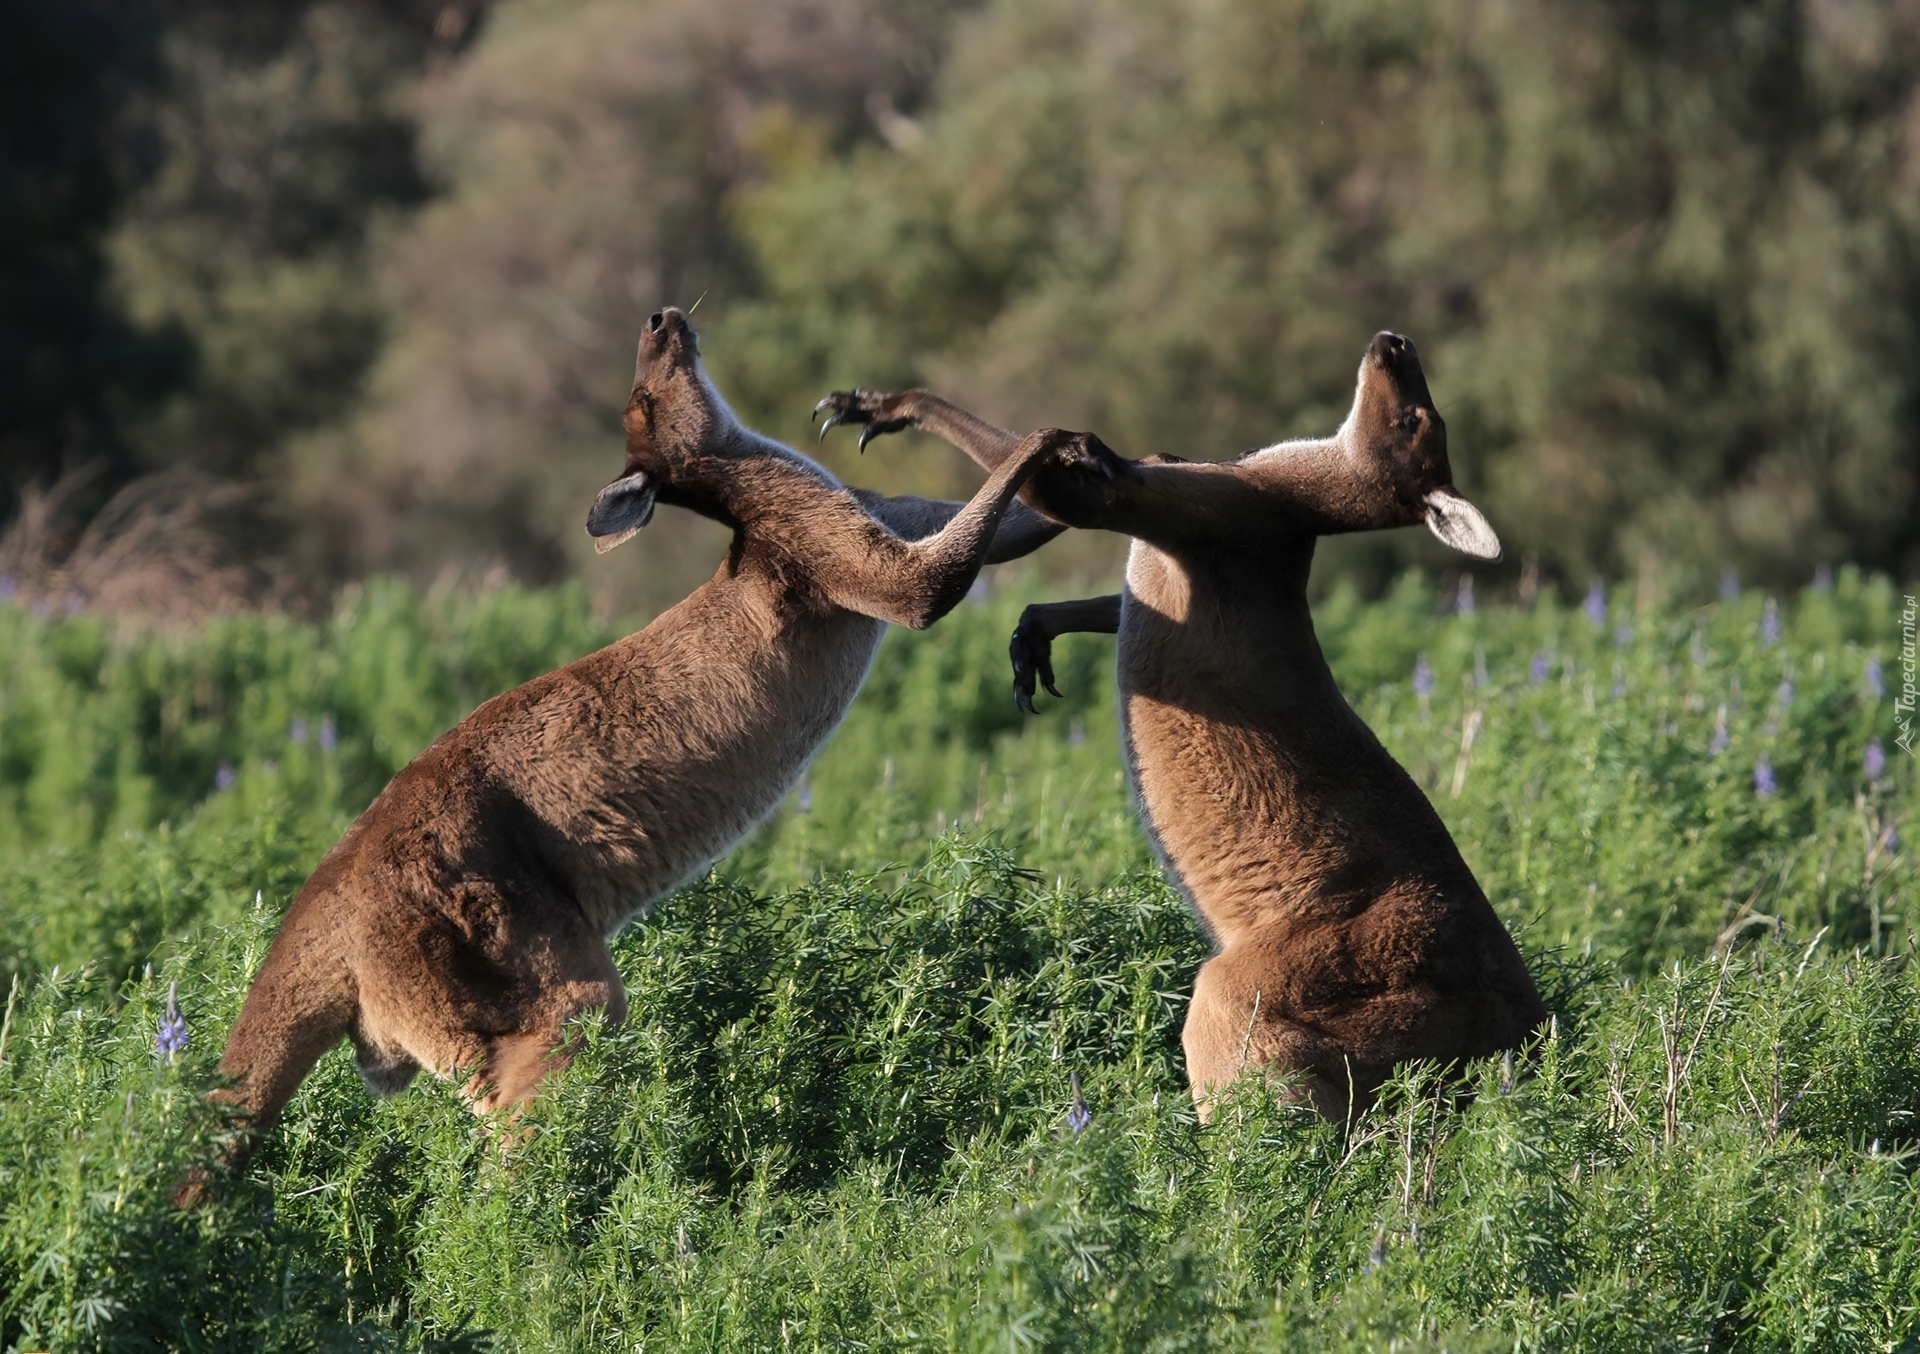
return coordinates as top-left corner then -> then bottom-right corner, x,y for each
647,311 -> 665,334
1368,331 -> 1414,366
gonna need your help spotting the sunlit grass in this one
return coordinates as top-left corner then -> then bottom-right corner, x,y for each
0,569 -> 1912,1349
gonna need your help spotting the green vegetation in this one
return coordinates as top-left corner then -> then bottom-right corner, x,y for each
0,569 -> 1913,1349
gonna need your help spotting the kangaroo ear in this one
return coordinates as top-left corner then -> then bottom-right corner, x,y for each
587,471 -> 657,553
1424,486 -> 1501,560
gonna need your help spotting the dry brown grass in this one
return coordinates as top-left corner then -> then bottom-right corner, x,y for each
0,468 -> 282,625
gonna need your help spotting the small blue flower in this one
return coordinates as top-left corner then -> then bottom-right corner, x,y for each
289,716 -> 309,744
319,715 -> 338,753
1753,757 -> 1775,797
1865,740 -> 1886,780
1720,568 -> 1740,600
1455,575 -> 1475,615
1585,579 -> 1606,628
156,981 -> 188,1062
1710,705 -> 1729,756
1760,599 -> 1781,647
214,763 -> 235,792
1866,659 -> 1883,699
1067,1072 -> 1092,1135
1413,653 -> 1435,698
1530,652 -> 1551,686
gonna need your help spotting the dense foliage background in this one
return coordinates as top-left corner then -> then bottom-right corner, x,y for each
7,0 -> 1920,616
0,570 -> 1912,1349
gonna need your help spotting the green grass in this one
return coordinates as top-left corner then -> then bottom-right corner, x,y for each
0,568 -> 1913,1350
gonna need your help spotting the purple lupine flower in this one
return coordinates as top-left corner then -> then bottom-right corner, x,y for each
1365,1231 -> 1389,1273
0,577 -> 14,601
1753,757 -> 1775,797
1760,599 -> 1781,647
1455,575 -> 1475,615
1776,679 -> 1793,709
1530,652 -> 1552,686
214,762 -> 235,792
1866,658 -> 1884,699
1865,740 -> 1886,780
1710,705 -> 1730,755
289,716 -> 309,744
156,980 -> 188,1062
1811,564 -> 1833,593
1413,652 -> 1435,698
1585,579 -> 1607,627
1067,1072 -> 1092,1134
1720,568 -> 1740,600
1885,824 -> 1901,854
318,715 -> 338,753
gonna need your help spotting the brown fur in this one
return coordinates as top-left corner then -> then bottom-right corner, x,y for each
819,333 -> 1545,1123
205,309 -> 1070,1182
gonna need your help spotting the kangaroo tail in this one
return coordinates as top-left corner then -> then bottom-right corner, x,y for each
209,926 -> 356,1174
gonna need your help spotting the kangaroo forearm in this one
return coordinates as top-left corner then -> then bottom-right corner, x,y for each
1027,594 -> 1122,639
895,448 -> 1049,626
984,499 -> 1068,564
893,391 -> 1024,471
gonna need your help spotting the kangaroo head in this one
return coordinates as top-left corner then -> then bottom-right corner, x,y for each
587,307 -> 842,552
586,307 -> 739,552
1341,332 -> 1500,560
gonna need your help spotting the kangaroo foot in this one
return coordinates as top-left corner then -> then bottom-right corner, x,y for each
814,389 -> 915,450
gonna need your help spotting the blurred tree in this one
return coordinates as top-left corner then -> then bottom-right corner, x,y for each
0,0 -> 179,515
1,0 -> 471,607
305,0 -> 974,615
718,0 -> 1920,592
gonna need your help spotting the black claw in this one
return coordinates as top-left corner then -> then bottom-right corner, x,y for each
1043,677 -> 1062,699
811,395 -> 836,418
858,424 -> 878,453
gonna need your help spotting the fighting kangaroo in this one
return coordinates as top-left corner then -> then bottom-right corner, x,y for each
206,308 -> 1071,1179
818,332 -> 1545,1122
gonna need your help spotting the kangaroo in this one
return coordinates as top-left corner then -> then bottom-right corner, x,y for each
817,332 -> 1546,1122
206,307 -> 1072,1179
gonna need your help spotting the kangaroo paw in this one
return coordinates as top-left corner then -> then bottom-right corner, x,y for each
1009,612 -> 1061,714
814,389 -> 916,450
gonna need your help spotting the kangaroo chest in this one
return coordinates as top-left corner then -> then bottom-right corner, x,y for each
493,575 -> 887,932
1116,542 -> 1466,939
